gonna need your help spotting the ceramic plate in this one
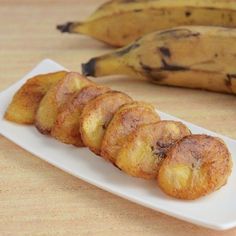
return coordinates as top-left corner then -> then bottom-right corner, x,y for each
0,59 -> 235,230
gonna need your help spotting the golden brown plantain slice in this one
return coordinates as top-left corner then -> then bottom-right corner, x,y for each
101,101 -> 160,164
116,121 -> 191,179
51,85 -> 110,146
35,72 -> 93,134
158,134 -> 232,200
80,91 -> 132,155
4,71 -> 67,124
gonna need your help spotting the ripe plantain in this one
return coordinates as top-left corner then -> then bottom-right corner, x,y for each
57,0 -> 236,47
116,121 -> 191,179
51,85 -> 110,146
80,91 -> 132,155
82,26 -> 236,95
158,135 -> 232,200
35,72 -> 93,134
4,71 -> 67,124
101,101 -> 160,164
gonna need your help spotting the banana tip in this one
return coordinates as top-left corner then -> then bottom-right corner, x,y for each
82,58 -> 96,77
56,22 -> 73,33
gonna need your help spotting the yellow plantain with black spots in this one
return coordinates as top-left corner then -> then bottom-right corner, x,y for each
82,26 -> 236,95
57,0 -> 236,47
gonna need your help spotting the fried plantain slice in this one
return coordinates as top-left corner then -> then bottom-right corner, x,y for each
35,72 -> 93,134
116,121 -> 191,179
80,91 -> 132,155
51,85 -> 110,146
158,134 -> 232,200
101,101 -> 160,164
4,71 -> 67,124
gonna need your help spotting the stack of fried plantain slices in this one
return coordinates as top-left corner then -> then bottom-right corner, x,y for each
4,71 -> 232,200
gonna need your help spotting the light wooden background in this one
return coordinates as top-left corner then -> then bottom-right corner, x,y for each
1,0 -> 236,235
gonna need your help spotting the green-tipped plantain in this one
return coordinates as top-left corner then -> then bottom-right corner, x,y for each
82,26 -> 236,94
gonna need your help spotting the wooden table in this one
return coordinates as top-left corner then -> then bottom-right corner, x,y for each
1,1 -> 236,235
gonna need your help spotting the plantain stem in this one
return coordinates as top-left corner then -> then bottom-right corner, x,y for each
82,58 -> 97,76
57,22 -> 73,33
56,22 -> 84,34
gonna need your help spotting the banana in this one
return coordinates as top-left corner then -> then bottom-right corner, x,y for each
57,0 -> 236,47
81,26 -> 236,94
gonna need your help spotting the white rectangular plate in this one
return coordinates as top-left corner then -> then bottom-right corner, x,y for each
0,59 -> 236,231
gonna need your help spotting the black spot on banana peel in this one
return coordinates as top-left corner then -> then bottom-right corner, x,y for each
140,59 -> 188,73
120,0 -> 144,3
185,11 -> 192,17
161,59 -> 188,71
139,61 -> 166,81
226,74 -> 232,89
134,9 -> 142,12
115,43 -> 140,57
158,28 -> 200,39
204,7 -> 217,11
159,47 -> 171,58
225,74 -> 236,91
139,60 -> 188,82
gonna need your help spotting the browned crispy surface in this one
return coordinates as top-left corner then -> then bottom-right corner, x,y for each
101,101 -> 160,163
1,1 -> 236,234
158,134 -> 233,200
4,71 -> 67,124
80,91 -> 132,155
116,120 -> 191,179
51,85 -> 110,146
35,72 -> 93,134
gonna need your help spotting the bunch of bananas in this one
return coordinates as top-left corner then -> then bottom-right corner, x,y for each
57,0 -> 236,95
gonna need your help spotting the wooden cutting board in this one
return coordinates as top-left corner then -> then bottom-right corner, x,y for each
0,0 -> 236,235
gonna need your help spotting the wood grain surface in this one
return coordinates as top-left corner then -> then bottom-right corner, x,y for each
1,0 -> 236,235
